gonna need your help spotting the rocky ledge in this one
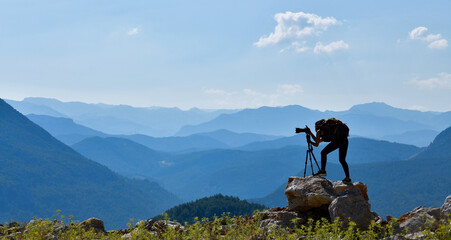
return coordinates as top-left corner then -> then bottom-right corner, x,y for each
260,176 -> 451,238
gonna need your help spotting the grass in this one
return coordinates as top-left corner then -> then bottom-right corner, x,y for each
1,211 -> 450,239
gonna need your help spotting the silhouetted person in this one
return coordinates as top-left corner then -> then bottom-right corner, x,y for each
307,118 -> 351,183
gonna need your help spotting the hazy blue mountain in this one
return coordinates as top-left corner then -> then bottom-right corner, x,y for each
73,133 -> 420,202
252,126 -> 451,219
192,129 -> 280,148
0,99 -> 180,229
238,136 -> 420,164
414,125 -> 451,158
120,134 -> 229,153
72,137 -> 169,180
12,97 -> 238,136
237,134 -> 307,151
176,102 -> 449,139
153,146 -> 308,201
26,114 -> 108,145
5,99 -> 65,117
342,102 -> 440,124
177,105 -> 324,136
382,129 -> 439,147
26,113 -> 279,153
151,138 -> 419,200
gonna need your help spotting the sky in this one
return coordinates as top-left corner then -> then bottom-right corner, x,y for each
0,0 -> 450,111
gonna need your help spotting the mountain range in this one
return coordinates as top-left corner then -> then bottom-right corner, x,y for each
8,98 -> 451,146
6,97 -> 237,137
177,103 -> 449,142
72,134 -> 421,201
0,99 -> 180,229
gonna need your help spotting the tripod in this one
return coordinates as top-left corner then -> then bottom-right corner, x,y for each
303,134 -> 320,177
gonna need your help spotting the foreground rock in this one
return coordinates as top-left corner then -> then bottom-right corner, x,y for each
80,217 -> 105,233
328,188 -> 373,229
440,195 -> 451,219
262,175 -> 451,239
279,176 -> 375,229
285,176 -> 336,211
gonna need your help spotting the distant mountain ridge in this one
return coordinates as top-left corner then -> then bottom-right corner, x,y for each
0,99 -> 181,229
177,102 -> 449,140
6,97 -> 238,137
8,98 -> 449,146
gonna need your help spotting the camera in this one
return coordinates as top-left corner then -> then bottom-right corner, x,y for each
295,125 -> 311,134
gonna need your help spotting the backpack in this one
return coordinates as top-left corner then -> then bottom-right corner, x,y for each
319,118 -> 344,142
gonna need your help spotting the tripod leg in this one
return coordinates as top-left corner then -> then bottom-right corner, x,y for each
311,151 -> 320,170
309,151 -> 314,175
304,150 -> 308,177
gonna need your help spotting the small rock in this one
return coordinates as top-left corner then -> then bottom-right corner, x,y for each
440,195 -> 451,219
80,217 -> 105,233
398,206 -> 440,234
260,207 -> 302,229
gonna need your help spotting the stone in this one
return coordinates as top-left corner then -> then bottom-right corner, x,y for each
80,217 -> 105,233
328,188 -> 373,229
332,181 -> 369,202
398,206 -> 440,234
260,207 -> 302,229
285,176 -> 336,211
440,195 -> 451,219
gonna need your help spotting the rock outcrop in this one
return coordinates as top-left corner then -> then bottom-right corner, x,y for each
328,188 -> 373,229
261,175 -> 451,239
285,176 -> 336,211
262,176 -> 377,230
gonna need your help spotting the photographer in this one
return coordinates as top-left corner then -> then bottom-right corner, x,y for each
299,118 -> 351,183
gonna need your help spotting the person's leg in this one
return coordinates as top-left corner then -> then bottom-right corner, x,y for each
321,141 -> 338,171
336,124 -> 350,179
338,137 -> 350,178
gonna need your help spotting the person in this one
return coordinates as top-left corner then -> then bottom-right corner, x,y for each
307,118 -> 351,183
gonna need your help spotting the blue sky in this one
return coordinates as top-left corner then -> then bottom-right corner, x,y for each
0,0 -> 450,111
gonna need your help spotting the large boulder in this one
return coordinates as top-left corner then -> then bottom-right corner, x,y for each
285,176 -> 336,211
440,195 -> 451,219
398,206 -> 441,234
328,188 -> 373,229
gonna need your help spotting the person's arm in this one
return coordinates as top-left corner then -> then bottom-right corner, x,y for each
309,130 -> 322,147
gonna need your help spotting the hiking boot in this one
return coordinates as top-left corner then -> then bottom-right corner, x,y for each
342,177 -> 352,183
313,170 -> 327,177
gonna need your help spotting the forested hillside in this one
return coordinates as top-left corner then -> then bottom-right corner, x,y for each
0,99 -> 181,229
155,194 -> 267,223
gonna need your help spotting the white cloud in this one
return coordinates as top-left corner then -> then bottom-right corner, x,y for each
254,11 -> 340,48
127,27 -> 140,35
314,40 -> 349,54
409,27 -> 428,40
423,33 -> 442,42
280,41 -> 309,53
428,39 -> 448,49
409,72 -> 451,89
409,26 -> 447,50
